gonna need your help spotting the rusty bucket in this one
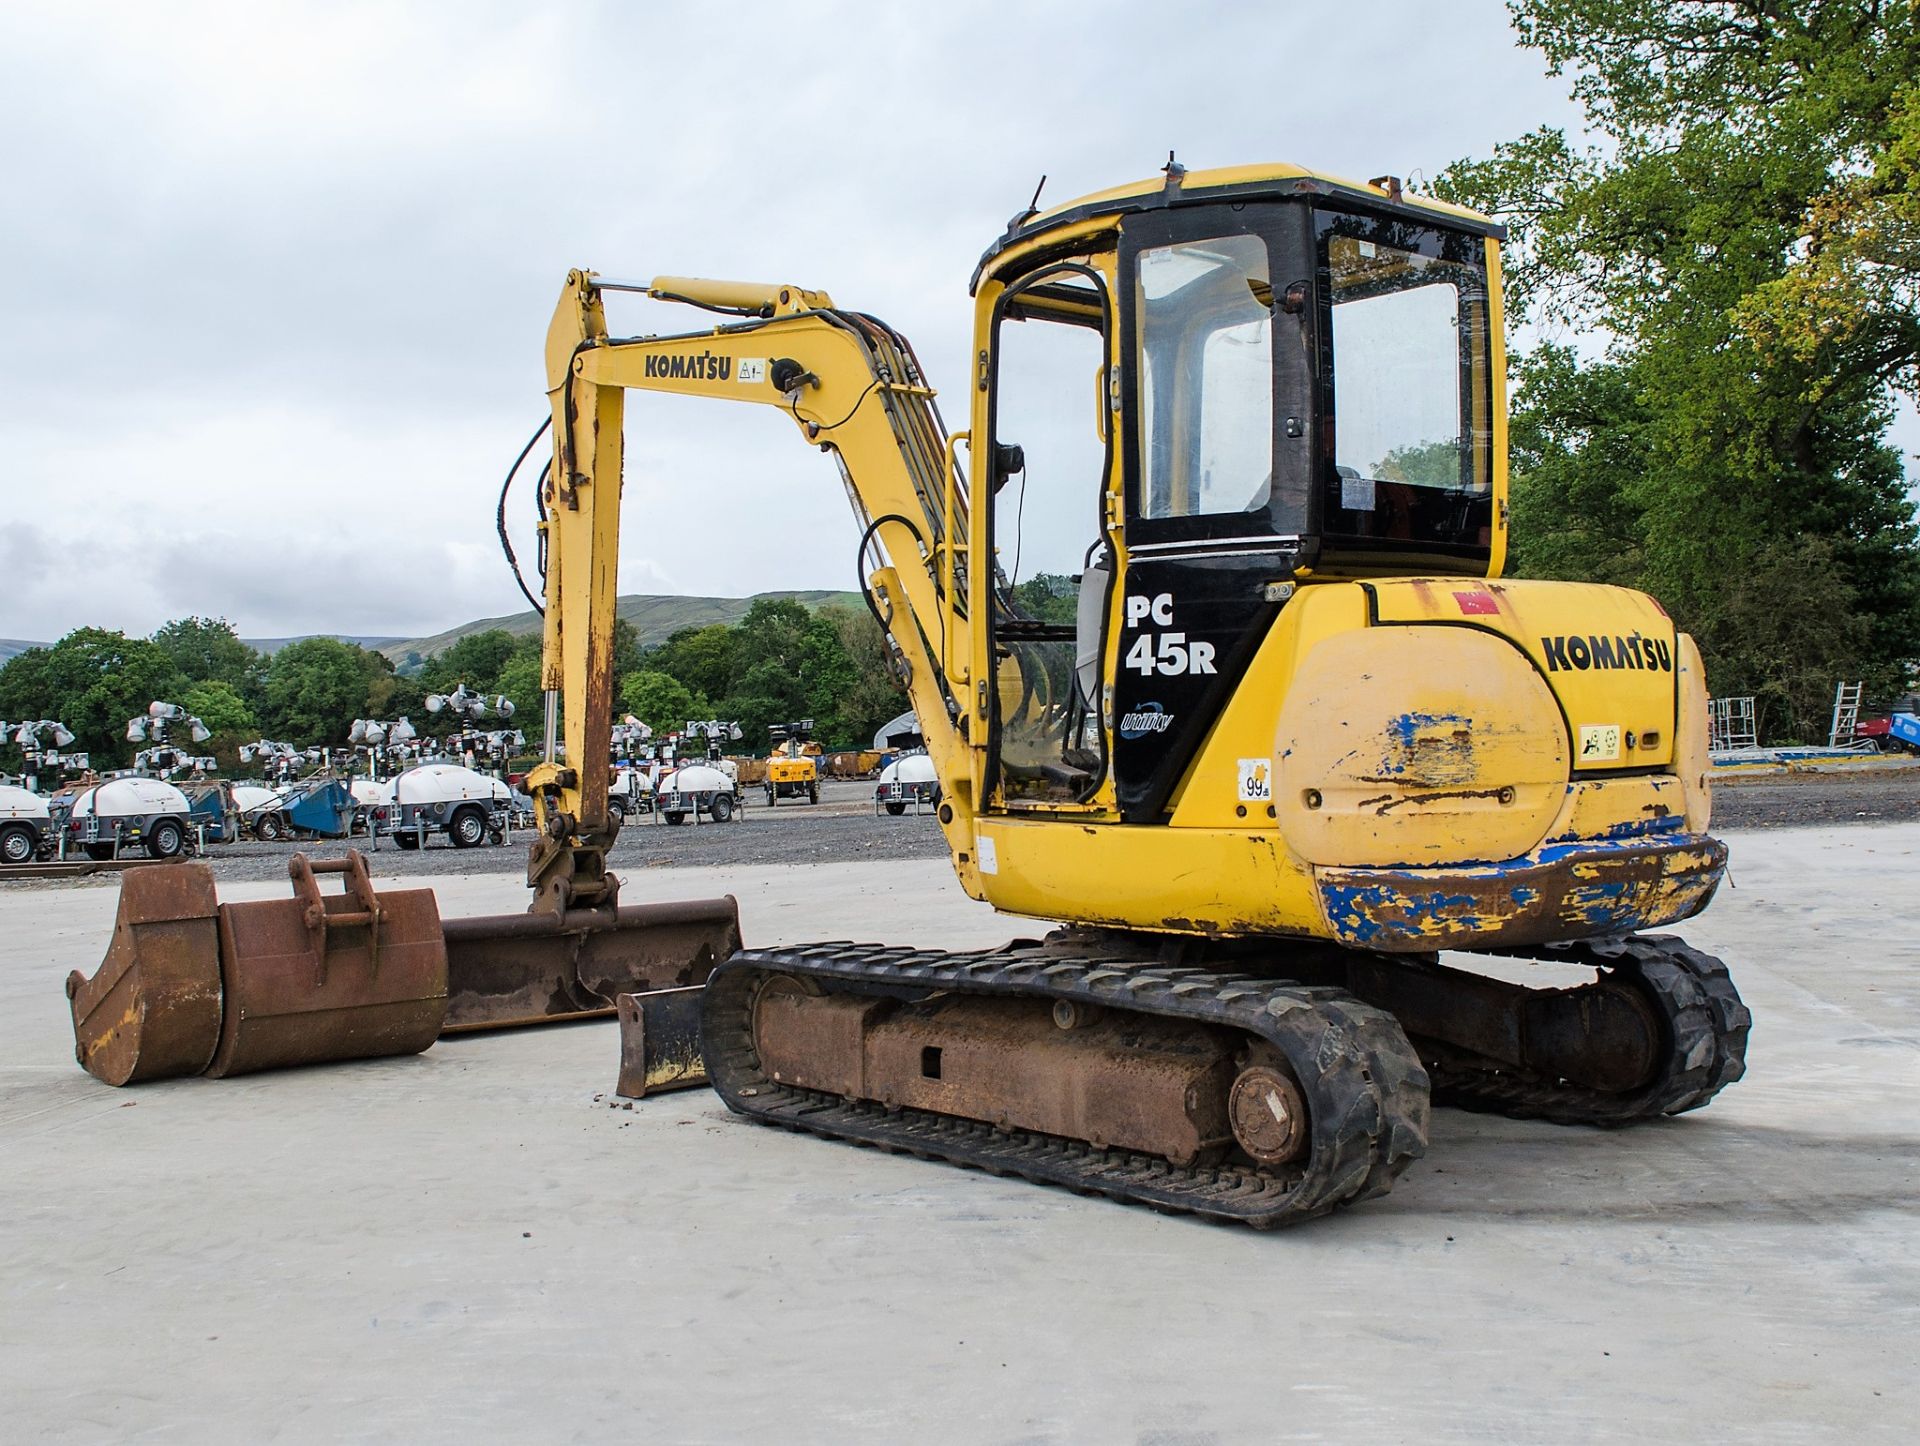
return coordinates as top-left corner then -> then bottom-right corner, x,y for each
67,863 -> 224,1086
204,853 -> 447,1078
66,850 -> 741,1087
440,897 -> 740,1032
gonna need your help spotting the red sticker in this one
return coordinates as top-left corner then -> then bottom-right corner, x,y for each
1453,591 -> 1498,616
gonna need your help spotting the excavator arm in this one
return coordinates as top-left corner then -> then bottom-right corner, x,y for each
522,270 -> 986,914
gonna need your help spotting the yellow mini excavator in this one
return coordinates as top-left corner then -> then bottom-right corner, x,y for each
519,162 -> 1747,1225
69,162 -> 1747,1227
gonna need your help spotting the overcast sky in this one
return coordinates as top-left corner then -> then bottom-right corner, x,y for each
0,0 -> 1850,645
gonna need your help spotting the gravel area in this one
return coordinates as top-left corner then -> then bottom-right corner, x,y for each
1712,762 -> 1920,829
128,777 -> 948,885
11,766 -> 1920,891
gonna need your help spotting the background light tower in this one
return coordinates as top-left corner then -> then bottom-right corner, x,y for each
348,717 -> 422,778
425,685 -> 519,777
125,702 -> 214,780
686,719 -> 743,762
3,720 -> 87,792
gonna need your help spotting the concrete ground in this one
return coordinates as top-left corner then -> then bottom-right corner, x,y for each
3,826 -> 1916,1443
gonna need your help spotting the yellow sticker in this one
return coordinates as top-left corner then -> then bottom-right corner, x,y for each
1237,758 -> 1273,802
1578,724 -> 1622,763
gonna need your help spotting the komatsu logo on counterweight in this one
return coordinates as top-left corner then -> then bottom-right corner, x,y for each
1541,633 -> 1673,672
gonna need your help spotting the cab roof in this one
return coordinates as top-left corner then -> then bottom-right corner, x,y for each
973,161 -> 1503,292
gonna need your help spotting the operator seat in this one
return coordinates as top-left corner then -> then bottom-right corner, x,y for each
1074,552 -> 1110,715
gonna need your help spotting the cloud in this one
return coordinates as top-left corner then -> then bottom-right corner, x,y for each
0,0 -> 1613,642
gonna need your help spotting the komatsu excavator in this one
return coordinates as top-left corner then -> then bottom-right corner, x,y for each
521,162 -> 1748,1225
68,162 -> 1747,1227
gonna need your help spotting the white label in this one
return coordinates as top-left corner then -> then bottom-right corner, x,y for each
1578,724 -> 1622,763
1237,758 -> 1273,802
1341,475 -> 1377,512
975,834 -> 997,875
737,358 -> 767,384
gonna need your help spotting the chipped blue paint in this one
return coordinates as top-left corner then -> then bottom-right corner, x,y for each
1387,711 -> 1472,747
1316,831 -> 1724,948
1548,813 -> 1686,845
1377,711 -> 1477,783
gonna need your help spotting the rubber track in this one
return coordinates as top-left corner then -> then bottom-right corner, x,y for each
1429,934 -> 1751,1126
701,942 -> 1430,1228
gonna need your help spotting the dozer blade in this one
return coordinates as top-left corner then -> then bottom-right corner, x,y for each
613,986 -> 707,1098
66,863 -> 224,1086
438,898 -> 740,1032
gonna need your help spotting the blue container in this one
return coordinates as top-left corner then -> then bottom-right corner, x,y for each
282,778 -> 354,838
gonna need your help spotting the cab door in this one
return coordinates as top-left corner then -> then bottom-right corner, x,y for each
1110,203 -> 1318,822
981,261 -> 1118,811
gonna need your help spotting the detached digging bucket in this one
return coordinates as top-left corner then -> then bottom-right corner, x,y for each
66,850 -> 741,1086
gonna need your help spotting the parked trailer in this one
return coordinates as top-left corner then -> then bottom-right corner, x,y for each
609,764 -> 654,823
874,752 -> 940,815
379,764 -> 510,849
655,763 -> 742,825
230,783 -> 289,840
61,777 -> 197,861
0,783 -> 52,864
179,780 -> 242,844
348,777 -> 396,835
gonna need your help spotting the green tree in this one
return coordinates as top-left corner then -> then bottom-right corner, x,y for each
799,612 -> 859,740
0,628 -> 186,759
366,669 -> 427,722
620,670 -> 699,734
1008,572 -> 1077,625
419,629 -> 521,694
179,679 -> 255,740
645,624 -> 736,701
1437,0 -> 1920,737
150,616 -> 263,692
610,616 -> 643,693
821,604 -> 908,747
719,658 -> 807,749
261,638 -> 375,744
495,636 -> 546,723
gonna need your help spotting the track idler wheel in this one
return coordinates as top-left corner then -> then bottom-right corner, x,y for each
1426,935 -> 1751,1126
1227,1047 -> 1309,1167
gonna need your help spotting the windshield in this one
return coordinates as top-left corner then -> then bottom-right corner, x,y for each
1317,211 -> 1493,556
1135,235 -> 1274,523
1123,201 -> 1494,566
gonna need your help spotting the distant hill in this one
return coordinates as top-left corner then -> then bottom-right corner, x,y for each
1,633 -> 401,662
381,590 -> 864,663
1,594 -> 861,671
245,634 -> 404,656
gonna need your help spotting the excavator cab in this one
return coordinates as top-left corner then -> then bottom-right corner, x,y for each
977,176 -> 1501,821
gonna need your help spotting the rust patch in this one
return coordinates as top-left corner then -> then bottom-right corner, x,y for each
66,863 -> 223,1086
1318,836 -> 1729,953
204,853 -> 447,1079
